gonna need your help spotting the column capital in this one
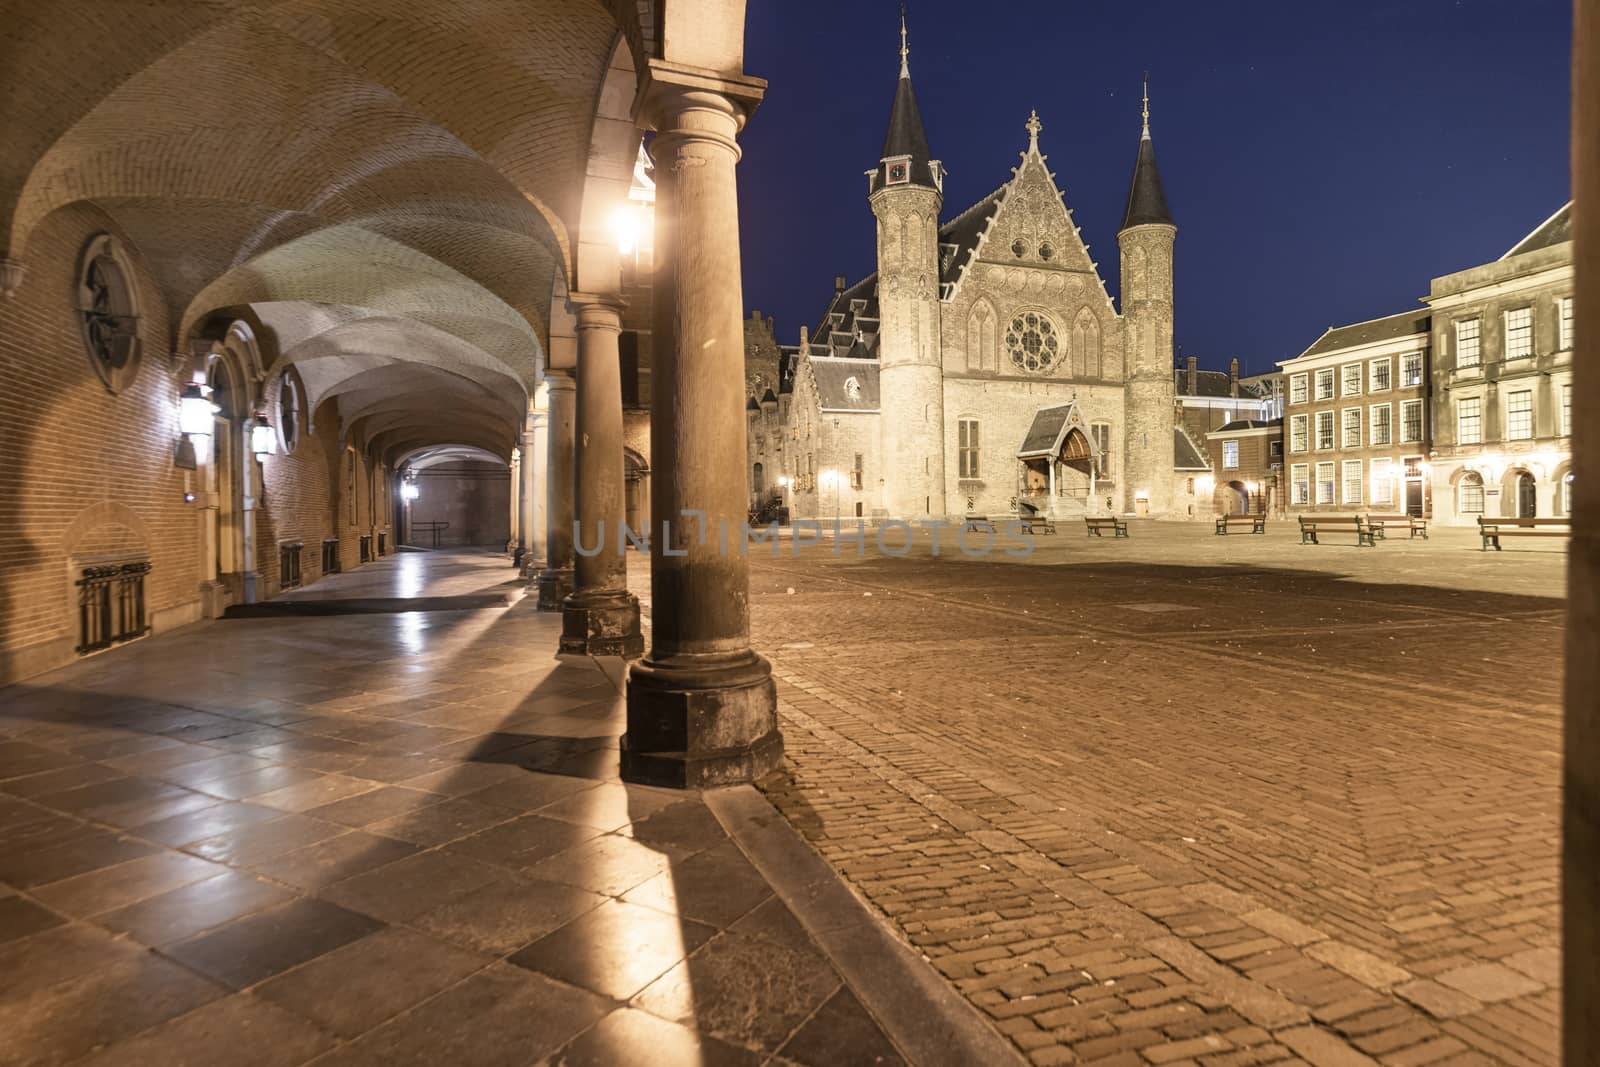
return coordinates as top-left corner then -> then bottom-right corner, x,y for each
635,59 -> 766,147
544,368 -> 576,392
567,291 -> 627,332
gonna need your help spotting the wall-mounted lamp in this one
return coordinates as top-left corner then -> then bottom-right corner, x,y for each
250,413 -> 277,458
400,482 -> 420,502
173,382 -> 217,470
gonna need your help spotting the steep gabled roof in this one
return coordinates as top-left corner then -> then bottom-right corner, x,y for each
1502,202 -> 1573,259
1296,309 -> 1431,361
1174,428 -> 1211,471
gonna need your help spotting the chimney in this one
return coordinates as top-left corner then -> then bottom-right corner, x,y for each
799,324 -> 810,353
835,274 -> 847,294
1229,357 -> 1240,398
1186,355 -> 1198,396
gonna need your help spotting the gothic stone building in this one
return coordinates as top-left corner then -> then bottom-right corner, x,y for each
748,42 -> 1193,523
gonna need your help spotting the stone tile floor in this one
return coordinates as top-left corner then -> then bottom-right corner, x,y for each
0,550 -> 909,1067
720,519 -> 1565,1066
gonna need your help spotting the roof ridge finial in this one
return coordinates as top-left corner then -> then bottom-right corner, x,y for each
1141,71 -> 1151,140
899,3 -> 910,78
1025,110 -> 1042,153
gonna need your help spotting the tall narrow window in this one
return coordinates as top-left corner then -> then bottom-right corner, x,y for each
1401,352 -> 1424,387
1342,408 -> 1361,448
347,452 -> 357,526
852,452 -> 864,490
1315,368 -> 1335,401
1504,307 -> 1533,360
1400,399 -> 1424,443
1290,373 -> 1308,405
1341,460 -> 1364,505
1506,389 -> 1533,441
1370,459 -> 1394,506
1369,404 -> 1392,446
1456,319 -> 1481,367
1091,423 -> 1113,479
1291,463 -> 1310,505
1559,296 -> 1575,351
620,331 -> 641,407
1459,472 -> 1485,514
1316,411 -> 1335,450
1290,414 -> 1309,453
1457,396 -> 1482,445
1222,440 -> 1240,470
1316,462 -> 1336,505
1369,358 -> 1391,393
1563,383 -> 1573,436
1342,364 -> 1362,397
958,419 -> 979,479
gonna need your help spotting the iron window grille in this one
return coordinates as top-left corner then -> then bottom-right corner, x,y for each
280,542 -> 304,589
76,561 -> 151,655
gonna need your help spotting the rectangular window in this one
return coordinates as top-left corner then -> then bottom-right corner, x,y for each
1341,460 -> 1364,505
1563,382 -> 1573,436
852,452 -> 864,489
1342,408 -> 1361,448
1460,477 -> 1485,514
1457,396 -> 1482,445
1559,296 -> 1575,351
1291,463 -> 1310,505
1456,318 -> 1481,368
1315,368 -> 1335,401
1222,440 -> 1239,470
1401,399 -> 1424,443
1316,462 -> 1336,505
1290,373 -> 1309,405
1505,307 -> 1533,360
1369,358 -> 1392,393
958,419 -> 979,479
1506,389 -> 1533,441
1316,411 -> 1335,450
1370,459 -> 1394,506
1402,351 -> 1424,387
1092,423 -> 1113,479
1342,364 -> 1362,397
1369,404 -> 1393,446
1290,413 -> 1309,453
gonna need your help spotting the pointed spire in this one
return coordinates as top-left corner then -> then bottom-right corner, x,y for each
1120,75 -> 1173,230
900,4 -> 910,78
1025,110 -> 1042,154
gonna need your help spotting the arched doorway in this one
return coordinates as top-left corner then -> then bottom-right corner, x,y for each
753,462 -> 765,500
1515,471 -> 1538,518
624,450 -> 649,541
1226,481 -> 1249,516
204,356 -> 247,614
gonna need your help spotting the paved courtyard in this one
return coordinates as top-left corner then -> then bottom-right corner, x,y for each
733,519 -> 1565,1066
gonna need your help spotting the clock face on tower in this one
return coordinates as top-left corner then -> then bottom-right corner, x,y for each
886,161 -> 909,185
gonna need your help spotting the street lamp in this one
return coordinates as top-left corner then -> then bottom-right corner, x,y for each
174,381 -> 217,470
250,413 -> 277,458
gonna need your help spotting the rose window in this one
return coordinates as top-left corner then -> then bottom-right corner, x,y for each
1005,311 -> 1059,373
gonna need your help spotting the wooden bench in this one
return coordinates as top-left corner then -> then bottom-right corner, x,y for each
1215,515 -> 1266,535
1298,515 -> 1375,547
963,515 -> 995,533
1019,515 -> 1057,536
1478,516 -> 1570,551
1085,516 -> 1128,539
1366,514 -> 1429,541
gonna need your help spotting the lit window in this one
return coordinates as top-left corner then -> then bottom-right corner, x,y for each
1342,408 -> 1361,448
1564,472 -> 1575,515
1457,396 -> 1482,445
1402,352 -> 1424,387
1342,460 -> 1363,505
1369,404 -> 1393,446
1369,359 -> 1391,393
1290,414 -> 1309,453
1400,399 -> 1424,443
1563,383 -> 1573,436
1506,390 -> 1533,441
1370,458 -> 1394,506
1316,411 -> 1334,450
1459,472 -> 1485,514
1315,368 -> 1335,401
1223,440 -> 1240,470
1456,319 -> 1481,368
1505,307 -> 1533,360
1559,296 -> 1575,351
1316,462 -> 1336,505
1342,364 -> 1362,397
1291,463 -> 1310,505
958,419 -> 980,479
1290,373 -> 1309,405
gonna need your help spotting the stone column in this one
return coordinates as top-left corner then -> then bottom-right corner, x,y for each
519,411 -> 537,574
623,63 -> 782,788
561,294 -> 643,657
537,370 -> 576,609
524,400 -> 549,579
508,446 -> 522,561
1565,1 -> 1596,1060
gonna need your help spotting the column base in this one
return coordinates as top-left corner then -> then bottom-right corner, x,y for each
560,590 -> 644,658
198,580 -> 231,620
621,652 -> 784,789
536,567 -> 573,611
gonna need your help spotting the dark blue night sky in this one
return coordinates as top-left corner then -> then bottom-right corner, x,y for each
736,1 -> 1572,377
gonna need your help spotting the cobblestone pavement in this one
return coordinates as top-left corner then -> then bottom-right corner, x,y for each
733,521 -> 1564,1067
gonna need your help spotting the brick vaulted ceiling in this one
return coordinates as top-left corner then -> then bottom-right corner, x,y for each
0,0 -> 656,458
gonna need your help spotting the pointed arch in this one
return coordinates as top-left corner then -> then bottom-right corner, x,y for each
1074,309 -> 1101,379
1128,246 -> 1148,301
967,297 -> 997,371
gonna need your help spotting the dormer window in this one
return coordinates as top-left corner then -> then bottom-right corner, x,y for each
845,377 -> 862,400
